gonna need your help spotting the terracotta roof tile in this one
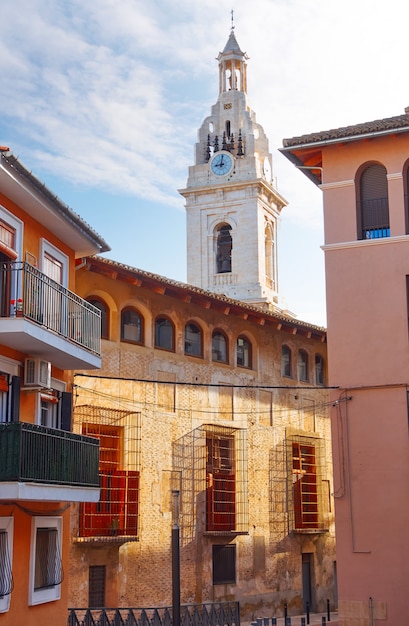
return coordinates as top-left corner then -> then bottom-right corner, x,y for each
282,112 -> 409,148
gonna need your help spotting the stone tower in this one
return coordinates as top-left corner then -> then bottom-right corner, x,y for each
179,27 -> 287,308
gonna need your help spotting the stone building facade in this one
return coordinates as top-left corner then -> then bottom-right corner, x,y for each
68,256 -> 336,619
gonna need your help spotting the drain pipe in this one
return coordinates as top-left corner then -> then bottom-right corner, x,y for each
369,597 -> 374,626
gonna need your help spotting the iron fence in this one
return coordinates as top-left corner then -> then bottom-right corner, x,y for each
68,602 -> 240,626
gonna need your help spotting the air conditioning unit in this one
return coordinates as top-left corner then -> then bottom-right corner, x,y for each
24,358 -> 51,388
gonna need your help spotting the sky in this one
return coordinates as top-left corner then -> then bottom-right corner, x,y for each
1,0 -> 408,328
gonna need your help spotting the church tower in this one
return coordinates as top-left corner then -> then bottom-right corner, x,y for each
179,25 -> 287,309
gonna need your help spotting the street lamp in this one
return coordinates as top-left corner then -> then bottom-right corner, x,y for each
172,489 -> 180,626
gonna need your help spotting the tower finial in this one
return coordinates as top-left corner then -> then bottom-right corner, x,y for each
230,9 -> 234,30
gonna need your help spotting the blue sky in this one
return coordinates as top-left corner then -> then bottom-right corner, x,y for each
1,0 -> 408,327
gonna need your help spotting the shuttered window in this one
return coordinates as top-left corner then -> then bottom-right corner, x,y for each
359,164 -> 390,239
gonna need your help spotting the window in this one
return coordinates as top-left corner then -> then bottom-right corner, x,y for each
184,322 -> 203,357
79,409 -> 140,539
358,163 -> 390,239
292,442 -> 318,530
315,355 -> 325,386
236,335 -> 252,368
212,330 -> 228,363
0,517 -> 13,613
121,308 -> 143,344
29,516 -> 62,605
87,298 -> 109,339
212,544 -> 236,585
89,565 -> 106,608
265,222 -> 276,289
206,434 -> 236,532
282,345 -> 292,377
216,224 -> 232,273
298,350 -> 309,382
154,316 -> 174,351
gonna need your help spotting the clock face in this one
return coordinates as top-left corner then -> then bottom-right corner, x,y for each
210,152 -> 233,176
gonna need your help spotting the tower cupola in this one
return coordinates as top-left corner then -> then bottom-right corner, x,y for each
217,28 -> 248,94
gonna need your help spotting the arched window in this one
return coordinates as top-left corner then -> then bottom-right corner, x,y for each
298,350 -> 309,382
358,163 -> 389,239
216,224 -> 232,274
237,335 -> 252,369
185,322 -> 203,357
265,222 -> 275,289
282,345 -> 292,377
87,298 -> 109,339
212,330 -> 228,363
154,316 -> 174,352
121,308 -> 143,344
315,354 -> 325,385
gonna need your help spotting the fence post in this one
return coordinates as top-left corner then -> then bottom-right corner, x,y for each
284,603 -> 288,621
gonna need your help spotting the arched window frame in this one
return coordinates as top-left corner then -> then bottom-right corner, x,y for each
264,221 -> 276,290
154,316 -> 174,352
215,223 -> 232,274
212,330 -> 228,363
282,345 -> 292,378
184,321 -> 203,357
236,335 -> 252,369
356,162 -> 390,240
298,349 -> 309,382
121,307 -> 143,345
315,354 -> 325,386
87,297 -> 109,340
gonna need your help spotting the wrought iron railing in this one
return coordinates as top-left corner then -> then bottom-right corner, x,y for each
68,601 -> 240,626
0,422 -> 100,487
0,262 -> 101,355
358,197 -> 390,239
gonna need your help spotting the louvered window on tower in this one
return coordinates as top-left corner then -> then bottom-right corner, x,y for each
173,425 -> 248,541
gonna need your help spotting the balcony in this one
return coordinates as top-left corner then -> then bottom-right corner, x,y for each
0,262 -> 101,369
0,421 -> 100,502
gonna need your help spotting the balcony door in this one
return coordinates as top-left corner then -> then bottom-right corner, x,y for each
40,242 -> 68,335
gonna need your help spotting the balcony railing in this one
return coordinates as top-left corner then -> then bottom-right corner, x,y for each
359,197 -> 390,239
0,261 -> 101,355
0,422 -> 100,487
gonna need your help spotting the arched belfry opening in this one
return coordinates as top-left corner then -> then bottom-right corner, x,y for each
217,29 -> 248,95
215,224 -> 232,274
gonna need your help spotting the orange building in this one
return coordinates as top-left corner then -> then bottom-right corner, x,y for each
281,108 -> 409,625
0,150 -> 109,625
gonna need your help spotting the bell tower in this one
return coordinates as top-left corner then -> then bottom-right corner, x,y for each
179,25 -> 287,309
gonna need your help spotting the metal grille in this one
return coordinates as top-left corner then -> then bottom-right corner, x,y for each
173,424 -> 248,543
74,405 -> 141,539
88,565 -> 106,608
0,531 -> 13,597
34,527 -> 63,590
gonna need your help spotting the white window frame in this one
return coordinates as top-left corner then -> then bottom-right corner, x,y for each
29,516 -> 62,606
40,239 -> 68,287
0,206 -> 23,261
0,517 -> 14,613
35,378 -> 66,428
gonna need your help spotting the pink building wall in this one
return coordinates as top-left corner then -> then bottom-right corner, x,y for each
282,115 -> 409,625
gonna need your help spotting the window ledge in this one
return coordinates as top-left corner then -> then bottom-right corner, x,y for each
73,535 -> 139,545
203,530 -> 248,537
291,528 -> 328,535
